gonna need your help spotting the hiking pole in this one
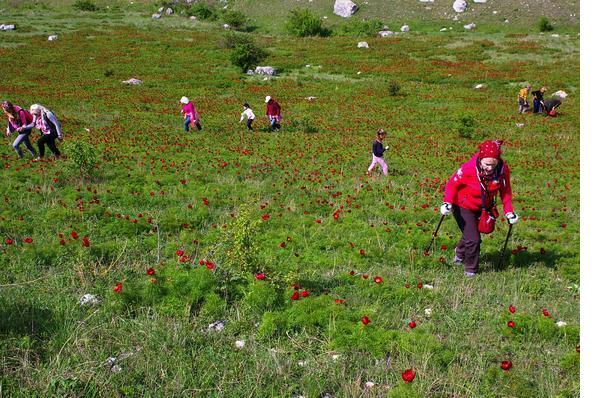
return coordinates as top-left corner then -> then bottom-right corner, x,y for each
496,223 -> 514,270
425,215 -> 446,254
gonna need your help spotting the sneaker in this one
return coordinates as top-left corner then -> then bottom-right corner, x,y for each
453,255 -> 463,265
464,272 -> 476,278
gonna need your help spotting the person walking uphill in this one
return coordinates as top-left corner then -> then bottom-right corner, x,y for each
19,104 -> 62,161
180,96 -> 201,132
239,103 -> 255,131
265,96 -> 281,131
2,100 -> 36,159
367,129 -> 389,176
439,140 -> 519,277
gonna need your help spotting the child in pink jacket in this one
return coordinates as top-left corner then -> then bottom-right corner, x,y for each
180,96 -> 201,132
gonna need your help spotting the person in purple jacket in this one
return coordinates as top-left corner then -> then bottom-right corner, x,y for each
19,104 -> 63,161
367,129 -> 389,176
2,100 -> 37,159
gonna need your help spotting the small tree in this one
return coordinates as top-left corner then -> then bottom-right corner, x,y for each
285,8 -> 326,37
230,43 -> 268,72
221,10 -> 248,31
538,17 -> 554,32
185,2 -> 217,20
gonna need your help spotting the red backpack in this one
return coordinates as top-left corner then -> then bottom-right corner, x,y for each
19,108 -> 33,124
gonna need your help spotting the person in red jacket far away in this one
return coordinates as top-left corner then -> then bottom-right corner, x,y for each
439,140 -> 519,277
265,96 -> 282,131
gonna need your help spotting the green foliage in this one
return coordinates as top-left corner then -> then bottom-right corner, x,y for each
220,31 -> 254,49
538,17 -> 554,32
221,10 -> 248,31
335,19 -> 384,37
454,112 -> 477,139
63,141 -> 98,181
289,116 -> 318,134
185,2 -> 217,20
73,0 -> 98,11
388,80 -> 401,97
229,43 -> 268,72
285,8 -> 327,37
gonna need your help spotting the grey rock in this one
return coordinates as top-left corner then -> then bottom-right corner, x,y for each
357,41 -> 369,48
333,0 -> 358,18
453,0 -> 467,13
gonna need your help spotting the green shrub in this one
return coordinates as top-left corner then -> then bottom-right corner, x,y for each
285,8 -> 327,37
454,113 -> 476,139
63,141 -> 98,181
220,31 -> 254,49
185,2 -> 217,20
73,0 -> 98,11
538,17 -> 554,32
229,43 -> 268,72
221,10 -> 248,31
335,19 -> 383,37
388,80 -> 401,97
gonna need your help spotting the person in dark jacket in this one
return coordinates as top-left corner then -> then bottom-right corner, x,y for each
367,129 -> 389,176
531,87 -> 546,113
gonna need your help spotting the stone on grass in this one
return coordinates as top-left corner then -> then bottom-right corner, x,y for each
333,0 -> 358,18
165,7 -> 173,15
0,24 -> 15,30
254,66 -> 276,75
515,123 -> 524,128
401,24 -> 410,32
453,0 -> 467,13
190,16 -> 197,20
552,90 -> 568,99
152,13 -> 161,19
365,382 -> 375,388
464,22 -> 476,30
474,83 -> 484,89
378,30 -> 397,37
48,35 -> 58,41
235,340 -> 246,349
208,320 -> 226,332
223,23 -> 230,29
305,96 -> 317,101
79,294 -> 100,306
556,321 -> 567,327
357,41 -> 369,48
122,78 -> 143,85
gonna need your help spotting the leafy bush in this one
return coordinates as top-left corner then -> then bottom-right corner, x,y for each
73,0 -> 98,11
221,10 -> 248,31
454,113 -> 476,139
538,17 -> 554,32
229,43 -> 268,72
335,19 -> 384,37
63,141 -> 98,181
388,80 -> 401,97
289,116 -> 318,134
220,31 -> 254,49
285,8 -> 327,37
185,2 -> 217,20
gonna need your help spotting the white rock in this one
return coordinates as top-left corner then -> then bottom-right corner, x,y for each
400,25 -> 410,32
365,382 -> 375,388
333,0 -> 358,18
425,308 -> 433,316
552,90 -> 568,99
158,6 -> 164,12
357,41 -> 369,48
378,30 -> 397,37
305,64 -> 311,68
79,294 -> 100,306
48,35 -> 58,41
473,0 -> 487,2
515,123 -> 524,128
474,83 -> 484,89
440,27 -> 447,32
235,340 -> 246,349
190,16 -> 197,20
262,77 -> 269,81
122,78 -> 142,85
504,19 -> 509,23
152,13 -> 161,19
331,354 -> 341,360
453,0 -> 467,13
305,96 -> 317,101
464,23 -> 476,30
297,360 -> 307,366
223,23 -> 230,29
356,71 -> 361,74
551,33 -> 559,38
207,320 -> 226,332
492,10 -> 497,14
254,66 -> 277,75
423,284 -> 434,289
0,24 -> 15,30
556,321 -> 567,327
165,7 -> 173,15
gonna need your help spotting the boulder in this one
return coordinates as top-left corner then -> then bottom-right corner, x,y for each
254,66 -> 276,75
552,90 -> 568,99
378,30 -> 397,37
122,78 -> 143,85
165,7 -> 174,15
474,83 -> 484,89
0,24 -> 15,30
333,0 -> 358,18
453,0 -> 467,13
48,35 -> 58,41
464,22 -> 476,30
473,0 -> 487,2
152,13 -> 161,19
223,23 -> 230,29
357,41 -> 369,48
400,25 -> 410,32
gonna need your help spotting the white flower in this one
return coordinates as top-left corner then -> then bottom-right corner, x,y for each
331,354 -> 341,361
423,284 -> 434,289
297,360 -> 307,367
425,308 -> 433,316
365,381 -> 375,388
235,340 -> 245,349
556,321 -> 567,327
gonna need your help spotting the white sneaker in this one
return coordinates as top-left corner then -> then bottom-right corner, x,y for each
464,272 -> 476,277
453,255 -> 463,265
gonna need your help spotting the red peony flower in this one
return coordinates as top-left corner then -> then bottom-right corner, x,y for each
176,249 -> 184,256
441,245 -> 447,250
507,321 -> 515,328
279,242 -> 286,248
82,236 -> 90,247
315,219 -> 322,223
261,213 -> 270,221
335,299 -> 345,304
417,282 -> 423,289
301,290 -> 310,298
255,272 -> 265,280
542,308 -> 551,317
59,239 -> 66,246
147,268 -> 156,276
362,274 -> 369,279
423,251 -> 430,256
206,261 -> 215,270
405,283 -> 410,288
291,291 -> 300,300
402,369 -> 416,383
24,237 -> 33,244
349,270 -> 355,276
113,282 -> 123,293
500,360 -> 512,371
5,238 -> 13,245
408,320 -> 417,329
374,276 -> 383,284
150,278 -> 157,284
509,305 -> 516,314
361,316 -> 371,325
202,198 -> 209,206
359,249 -> 365,255
71,231 -> 79,239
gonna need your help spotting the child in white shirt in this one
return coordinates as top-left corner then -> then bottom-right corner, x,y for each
239,103 -> 255,131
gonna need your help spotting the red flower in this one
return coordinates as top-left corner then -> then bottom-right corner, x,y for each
301,290 -> 310,298
438,256 -> 446,263
292,283 -> 301,290
374,276 -> 383,284
53,178 -> 59,183
359,249 -> 365,255
335,299 -> 345,304
180,179 -> 187,185
402,369 -> 416,383
362,274 -> 369,279
198,259 -> 206,265
59,239 -> 66,246
315,219 -> 322,223
255,272 -> 265,280
349,270 -> 355,276
71,231 -> 79,239
279,242 -> 286,248
147,268 -> 156,276
511,249 -> 518,255
5,238 -> 13,245
500,360 -> 512,371
423,251 -> 430,256
441,245 -> 447,250
206,261 -> 215,270
408,320 -> 417,329
113,282 -> 123,293
291,291 -> 300,300
576,345 -> 580,353
404,283 -> 410,288
82,236 -> 90,247
176,249 -> 184,256
507,321 -> 515,328
509,305 -> 516,314
542,308 -> 551,317
361,316 -> 371,325
24,237 -> 33,244
202,198 -> 209,206
417,282 -> 423,289
540,248 -> 546,255
261,213 -> 270,221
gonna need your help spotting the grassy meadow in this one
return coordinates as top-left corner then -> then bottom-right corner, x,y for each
0,1 -> 579,397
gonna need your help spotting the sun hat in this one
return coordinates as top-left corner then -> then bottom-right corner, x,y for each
180,96 -> 189,104
265,96 -> 271,103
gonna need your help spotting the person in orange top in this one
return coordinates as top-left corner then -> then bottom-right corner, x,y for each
517,84 -> 531,113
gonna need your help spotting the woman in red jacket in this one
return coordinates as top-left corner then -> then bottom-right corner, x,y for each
439,140 -> 519,276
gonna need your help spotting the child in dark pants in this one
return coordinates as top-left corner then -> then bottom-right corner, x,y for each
19,104 -> 62,161
239,103 -> 255,131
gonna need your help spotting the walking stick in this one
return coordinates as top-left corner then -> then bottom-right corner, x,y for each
425,215 -> 446,254
496,223 -> 514,270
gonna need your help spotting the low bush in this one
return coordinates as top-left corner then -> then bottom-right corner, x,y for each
73,0 -> 98,11
335,19 -> 384,37
220,31 -> 254,49
285,8 -> 328,37
221,10 -> 248,31
229,43 -> 268,72
185,2 -> 217,20
538,17 -> 554,32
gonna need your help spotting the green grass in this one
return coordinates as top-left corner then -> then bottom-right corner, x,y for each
0,6 -> 579,398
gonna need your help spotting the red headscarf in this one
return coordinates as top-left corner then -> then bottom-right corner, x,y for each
478,140 -> 503,159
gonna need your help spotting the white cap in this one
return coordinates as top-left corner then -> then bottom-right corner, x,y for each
265,96 -> 271,103
180,96 -> 189,104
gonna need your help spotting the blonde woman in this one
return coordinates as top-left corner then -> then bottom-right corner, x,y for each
19,104 -> 63,160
